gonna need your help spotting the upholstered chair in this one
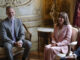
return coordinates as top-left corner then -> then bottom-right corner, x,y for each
54,27 -> 78,60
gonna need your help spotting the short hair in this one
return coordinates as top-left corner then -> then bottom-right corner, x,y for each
57,12 -> 70,26
6,6 -> 13,11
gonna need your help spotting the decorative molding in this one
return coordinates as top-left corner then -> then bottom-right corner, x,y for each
17,15 -> 42,22
23,20 -> 43,28
43,0 -> 53,20
0,15 -> 42,21
33,0 -> 41,16
0,0 -> 32,8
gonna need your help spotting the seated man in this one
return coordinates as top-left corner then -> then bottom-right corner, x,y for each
1,6 -> 32,60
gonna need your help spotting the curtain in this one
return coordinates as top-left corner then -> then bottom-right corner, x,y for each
73,0 -> 80,27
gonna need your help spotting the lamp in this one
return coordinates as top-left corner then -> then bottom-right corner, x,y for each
0,0 -> 32,8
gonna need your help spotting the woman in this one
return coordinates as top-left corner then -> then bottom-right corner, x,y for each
44,12 -> 72,60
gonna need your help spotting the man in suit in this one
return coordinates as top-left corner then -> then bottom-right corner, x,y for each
1,6 -> 32,60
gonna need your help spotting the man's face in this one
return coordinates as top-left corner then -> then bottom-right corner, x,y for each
6,8 -> 15,18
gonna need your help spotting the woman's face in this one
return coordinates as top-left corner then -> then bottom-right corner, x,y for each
58,16 -> 64,25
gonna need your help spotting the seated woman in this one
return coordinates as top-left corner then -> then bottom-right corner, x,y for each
44,12 -> 72,60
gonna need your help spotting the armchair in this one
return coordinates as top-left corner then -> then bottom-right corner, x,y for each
55,27 -> 78,60
0,23 -> 31,59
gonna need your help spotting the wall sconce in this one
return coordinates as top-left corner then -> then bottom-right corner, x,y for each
0,0 -> 32,8
50,0 -> 56,23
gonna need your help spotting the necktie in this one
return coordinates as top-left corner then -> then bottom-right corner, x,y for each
11,19 -> 16,42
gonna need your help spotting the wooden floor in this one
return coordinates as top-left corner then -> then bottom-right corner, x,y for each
15,51 -> 44,60
30,51 -> 44,60
0,51 -> 76,60
0,51 -> 43,60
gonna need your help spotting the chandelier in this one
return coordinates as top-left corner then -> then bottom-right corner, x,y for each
0,0 -> 32,8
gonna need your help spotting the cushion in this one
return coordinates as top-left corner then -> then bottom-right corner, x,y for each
71,27 -> 78,50
0,47 -> 24,58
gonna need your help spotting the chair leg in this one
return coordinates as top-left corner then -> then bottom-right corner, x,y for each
26,54 -> 30,60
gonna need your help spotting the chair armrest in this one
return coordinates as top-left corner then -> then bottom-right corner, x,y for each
57,54 -> 66,57
69,41 -> 77,46
23,24 -> 32,41
56,42 -> 77,58
67,41 -> 77,56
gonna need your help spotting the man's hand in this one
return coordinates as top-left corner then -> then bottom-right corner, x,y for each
14,41 -> 23,47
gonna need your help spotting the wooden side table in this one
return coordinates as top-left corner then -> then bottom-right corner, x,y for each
37,27 -> 53,53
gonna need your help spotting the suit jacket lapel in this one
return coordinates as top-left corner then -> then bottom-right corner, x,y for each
6,18 -> 12,34
14,18 -> 17,36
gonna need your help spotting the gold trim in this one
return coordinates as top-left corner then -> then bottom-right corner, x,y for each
0,0 -> 32,8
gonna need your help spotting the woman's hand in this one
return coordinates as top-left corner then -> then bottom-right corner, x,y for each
51,43 -> 57,47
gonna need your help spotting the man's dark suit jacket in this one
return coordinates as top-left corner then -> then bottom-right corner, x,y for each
1,18 -> 25,44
